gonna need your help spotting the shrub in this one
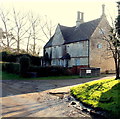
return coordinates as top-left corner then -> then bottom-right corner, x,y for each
30,56 -> 42,66
0,52 -> 8,61
0,62 -> 2,71
0,51 -> 18,62
29,66 -> 73,77
0,52 -> 43,67
19,55 -> 31,76
5,63 -> 20,74
6,54 -> 17,62
0,62 -> 8,71
2,62 -> 20,74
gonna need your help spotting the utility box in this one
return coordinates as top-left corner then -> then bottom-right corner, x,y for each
80,67 -> 100,77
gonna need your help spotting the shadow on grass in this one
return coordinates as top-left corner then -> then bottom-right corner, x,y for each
91,81 -> 120,119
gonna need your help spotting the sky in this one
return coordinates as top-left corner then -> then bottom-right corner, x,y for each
0,0 -> 119,55
0,0 -> 118,26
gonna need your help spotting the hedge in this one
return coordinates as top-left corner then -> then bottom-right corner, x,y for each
29,66 -> 73,77
1,62 -> 20,74
0,51 -> 42,66
19,56 -> 31,76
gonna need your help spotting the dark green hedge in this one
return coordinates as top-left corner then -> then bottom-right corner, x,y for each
0,51 -> 42,66
1,62 -> 20,74
28,66 -> 72,77
19,56 -> 31,76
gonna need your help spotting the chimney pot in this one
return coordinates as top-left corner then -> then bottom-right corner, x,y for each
81,12 -> 84,22
77,11 -> 80,20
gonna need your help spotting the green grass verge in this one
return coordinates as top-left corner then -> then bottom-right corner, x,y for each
0,71 -> 79,80
70,78 -> 120,117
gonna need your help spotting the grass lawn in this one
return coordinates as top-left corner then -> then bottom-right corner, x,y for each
0,71 -> 80,80
70,78 -> 120,117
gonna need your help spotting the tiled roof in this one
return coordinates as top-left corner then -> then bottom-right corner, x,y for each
44,18 -> 101,48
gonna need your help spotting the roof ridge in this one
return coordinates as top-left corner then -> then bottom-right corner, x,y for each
59,17 -> 101,28
59,24 -> 76,29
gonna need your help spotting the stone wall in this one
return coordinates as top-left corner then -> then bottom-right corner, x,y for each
90,16 -> 115,73
66,41 -> 88,57
52,25 -> 64,46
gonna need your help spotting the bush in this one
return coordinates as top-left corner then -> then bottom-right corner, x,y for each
30,56 -> 42,66
0,62 -> 2,71
0,52 -> 8,61
1,62 -> 20,74
0,51 -> 18,62
6,54 -> 17,62
0,52 -> 43,66
29,66 -> 73,77
0,62 -> 7,71
6,63 -> 20,74
20,55 -> 31,76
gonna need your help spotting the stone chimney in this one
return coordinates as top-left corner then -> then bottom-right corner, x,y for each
101,4 -> 105,17
81,12 -> 84,22
76,11 -> 84,27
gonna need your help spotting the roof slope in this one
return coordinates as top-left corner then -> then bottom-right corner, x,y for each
44,18 -> 101,48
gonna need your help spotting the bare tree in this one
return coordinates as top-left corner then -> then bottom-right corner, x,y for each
27,13 -> 42,56
26,30 -> 32,53
101,28 -> 120,79
40,16 -> 55,40
0,9 -> 16,50
27,14 -> 53,56
12,8 -> 30,53
0,8 -> 55,56
98,19 -> 120,79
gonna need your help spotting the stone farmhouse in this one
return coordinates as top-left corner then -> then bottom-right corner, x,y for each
44,5 -> 115,73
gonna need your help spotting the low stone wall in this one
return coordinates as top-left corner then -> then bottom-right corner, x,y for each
79,67 -> 100,77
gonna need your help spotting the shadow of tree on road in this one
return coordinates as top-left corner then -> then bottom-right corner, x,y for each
2,98 -> 63,117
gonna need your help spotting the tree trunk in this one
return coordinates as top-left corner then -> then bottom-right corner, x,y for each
33,37 -> 35,55
26,38 -> 29,53
114,57 -> 120,79
17,41 -> 19,53
16,30 -> 20,53
117,53 -> 120,79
